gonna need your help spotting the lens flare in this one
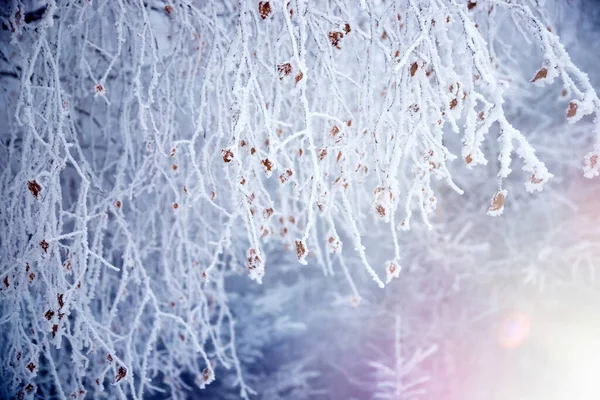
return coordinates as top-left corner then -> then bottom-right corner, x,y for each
497,311 -> 531,349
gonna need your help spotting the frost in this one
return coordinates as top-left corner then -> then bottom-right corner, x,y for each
1,0 -> 600,398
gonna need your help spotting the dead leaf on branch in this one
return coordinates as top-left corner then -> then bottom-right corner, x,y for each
258,1 -> 271,19
295,240 -> 306,261
488,190 -> 507,216
567,101 -> 578,118
277,63 -> 292,79
222,149 -> 233,163
410,62 -> 418,77
328,32 -> 344,49
531,67 -> 548,82
28,180 -> 41,199
115,366 -> 127,383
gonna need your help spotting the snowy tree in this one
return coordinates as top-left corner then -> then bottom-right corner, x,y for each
1,0 -> 600,399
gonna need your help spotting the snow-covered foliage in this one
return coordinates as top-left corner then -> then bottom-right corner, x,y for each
1,0 -> 600,399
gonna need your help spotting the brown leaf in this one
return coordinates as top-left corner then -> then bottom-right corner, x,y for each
410,62 -> 418,77
567,101 -> 577,118
328,31 -> 344,48
261,158 -> 273,171
449,98 -> 458,109
27,180 -> 42,199
467,1 -> 477,10
530,174 -> 543,184
531,67 -> 548,82
258,1 -> 271,20
222,149 -> 233,163
295,240 -> 306,260
277,62 -> 292,79
202,367 -> 212,382
115,366 -> 127,383
318,148 -> 327,161
489,191 -> 505,212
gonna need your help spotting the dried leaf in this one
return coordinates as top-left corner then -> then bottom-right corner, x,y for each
318,148 -> 327,161
488,190 -> 507,216
531,67 -> 548,82
222,149 -> 233,163
410,62 -> 418,77
295,240 -> 306,261
567,101 -> 577,118
261,158 -> 273,171
277,62 -> 292,79
115,366 -> 127,383
530,174 -> 543,184
328,31 -> 344,48
27,180 -> 41,199
258,1 -> 271,20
